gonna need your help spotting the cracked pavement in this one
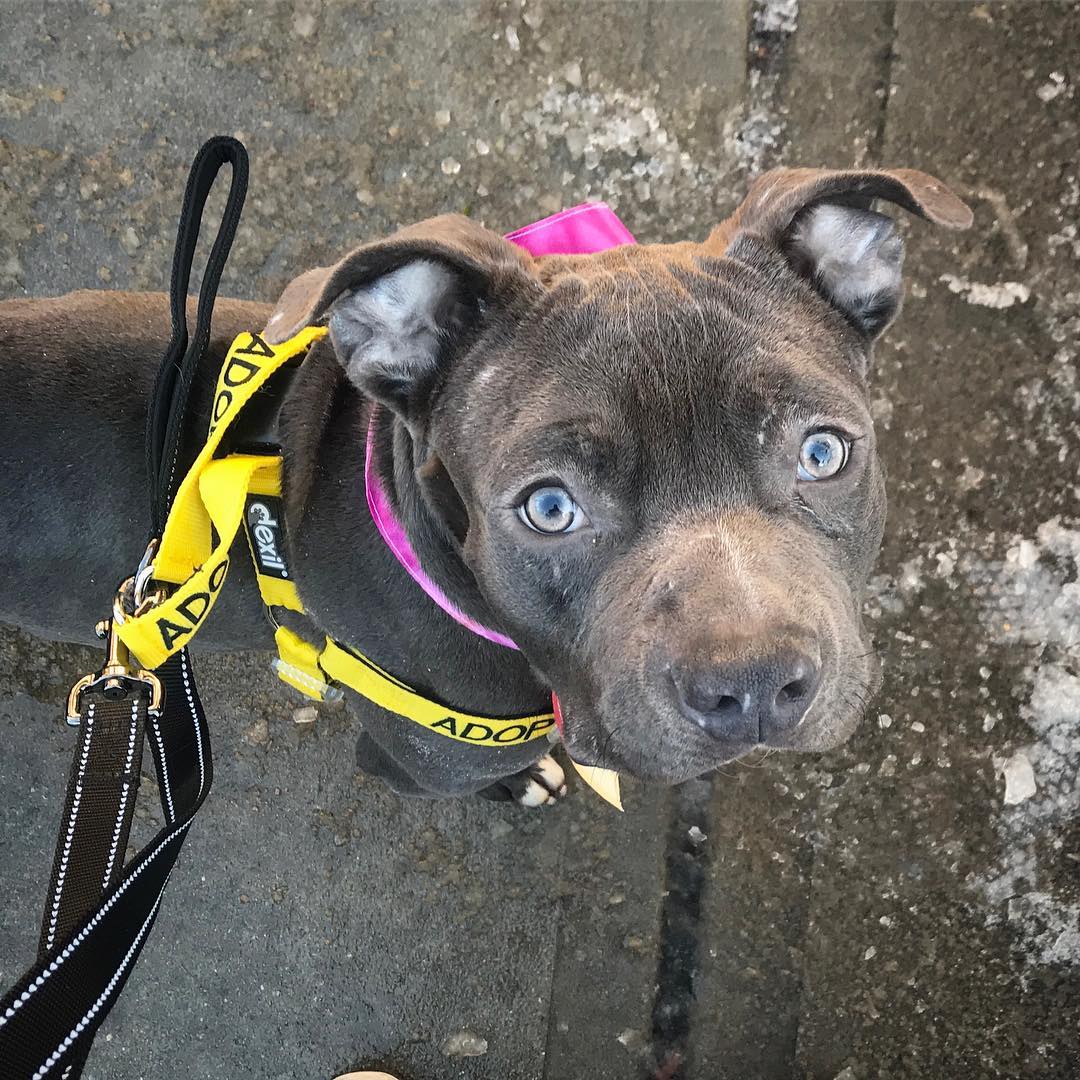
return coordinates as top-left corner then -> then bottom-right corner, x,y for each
2,2 -> 1079,1078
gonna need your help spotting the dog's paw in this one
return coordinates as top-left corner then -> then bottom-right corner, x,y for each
484,754 -> 568,807
518,754 -> 568,807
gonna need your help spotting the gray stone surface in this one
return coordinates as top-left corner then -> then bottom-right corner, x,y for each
2,2 -> 1079,1079
691,5 -> 1080,1079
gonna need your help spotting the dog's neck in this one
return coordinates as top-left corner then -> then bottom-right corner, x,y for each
279,350 -> 547,716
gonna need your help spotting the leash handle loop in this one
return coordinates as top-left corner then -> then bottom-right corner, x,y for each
146,135 -> 249,534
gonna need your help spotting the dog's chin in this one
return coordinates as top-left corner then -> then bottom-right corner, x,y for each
564,735 -> 747,783
557,700 -> 755,783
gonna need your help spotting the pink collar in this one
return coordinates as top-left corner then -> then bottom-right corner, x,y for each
364,203 -> 636,649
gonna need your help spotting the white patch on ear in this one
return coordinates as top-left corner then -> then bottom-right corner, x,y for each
790,204 -> 905,335
328,259 -> 462,402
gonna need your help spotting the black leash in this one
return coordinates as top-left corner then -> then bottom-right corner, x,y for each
0,137 -> 246,1079
147,135 -> 249,532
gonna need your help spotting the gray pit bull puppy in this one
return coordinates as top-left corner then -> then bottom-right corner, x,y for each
0,167 -> 972,804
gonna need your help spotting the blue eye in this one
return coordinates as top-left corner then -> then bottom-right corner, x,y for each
798,431 -> 849,481
520,486 -> 581,533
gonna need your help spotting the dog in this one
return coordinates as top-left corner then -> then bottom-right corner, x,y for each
0,167 -> 971,805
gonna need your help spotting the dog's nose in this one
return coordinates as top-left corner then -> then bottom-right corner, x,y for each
672,649 -> 821,741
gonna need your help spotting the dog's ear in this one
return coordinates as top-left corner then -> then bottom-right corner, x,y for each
710,168 -> 973,338
264,215 -> 537,423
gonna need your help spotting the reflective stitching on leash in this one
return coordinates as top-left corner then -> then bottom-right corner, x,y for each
0,822 -> 190,1029
32,877 -> 170,1080
45,703 -> 95,952
179,650 -> 206,801
148,714 -> 175,825
100,701 -> 140,890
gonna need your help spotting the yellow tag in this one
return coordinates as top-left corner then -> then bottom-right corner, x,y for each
244,462 -> 304,612
569,760 -> 623,811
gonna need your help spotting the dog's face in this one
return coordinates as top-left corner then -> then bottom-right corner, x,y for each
268,168 -> 971,783
435,242 -> 888,781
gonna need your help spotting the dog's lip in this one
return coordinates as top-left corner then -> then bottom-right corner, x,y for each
560,742 -> 603,767
549,692 -> 613,768
551,693 -> 602,765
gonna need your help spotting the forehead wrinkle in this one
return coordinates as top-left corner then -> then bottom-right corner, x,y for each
493,418 -> 633,490
616,255 -> 686,418
770,351 -> 872,424
453,250 -> 867,486
527,256 -> 794,396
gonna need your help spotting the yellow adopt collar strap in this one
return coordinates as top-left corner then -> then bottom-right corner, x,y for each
317,638 -> 555,746
271,625 -> 555,747
117,327 -> 556,749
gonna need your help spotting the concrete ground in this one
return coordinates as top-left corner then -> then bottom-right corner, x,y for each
1,2 -> 1078,1077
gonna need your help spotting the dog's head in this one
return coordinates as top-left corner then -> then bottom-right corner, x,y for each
267,168 -> 971,783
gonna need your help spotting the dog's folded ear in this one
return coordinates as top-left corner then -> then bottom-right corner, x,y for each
264,215 -> 537,421
711,167 -> 973,338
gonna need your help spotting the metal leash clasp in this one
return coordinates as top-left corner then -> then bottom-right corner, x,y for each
66,542 -> 166,725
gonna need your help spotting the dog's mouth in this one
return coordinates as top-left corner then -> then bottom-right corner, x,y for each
556,702 -> 755,780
